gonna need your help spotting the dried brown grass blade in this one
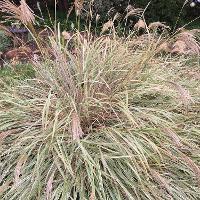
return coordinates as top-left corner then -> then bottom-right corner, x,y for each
46,172 -> 55,200
180,153 -> 200,186
167,81 -> 194,107
150,169 -> 171,195
0,131 -> 12,144
89,191 -> 95,200
71,112 -> 84,140
14,154 -> 28,185
162,128 -> 183,148
0,180 -> 11,194
0,129 -> 21,144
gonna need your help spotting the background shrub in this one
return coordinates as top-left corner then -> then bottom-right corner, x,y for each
88,0 -> 199,26
0,30 -> 11,52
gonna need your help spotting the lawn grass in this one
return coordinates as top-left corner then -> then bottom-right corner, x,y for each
0,64 -> 35,94
0,63 -> 34,81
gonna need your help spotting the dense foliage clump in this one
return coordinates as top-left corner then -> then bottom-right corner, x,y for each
79,0 -> 199,26
1,32 -> 200,199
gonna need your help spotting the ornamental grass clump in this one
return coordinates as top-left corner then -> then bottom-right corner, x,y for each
0,31 -> 200,199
